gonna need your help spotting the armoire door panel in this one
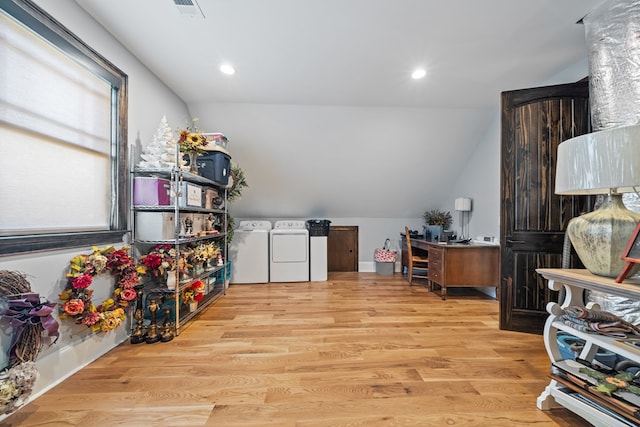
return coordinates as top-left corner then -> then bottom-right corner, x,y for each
500,80 -> 591,334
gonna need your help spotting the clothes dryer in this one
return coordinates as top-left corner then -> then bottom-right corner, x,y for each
270,220 -> 309,282
229,220 -> 271,284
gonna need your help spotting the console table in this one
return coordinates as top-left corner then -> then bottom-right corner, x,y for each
407,239 -> 499,300
536,268 -> 640,426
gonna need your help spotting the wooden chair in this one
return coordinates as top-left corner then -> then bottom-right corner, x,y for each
404,226 -> 430,288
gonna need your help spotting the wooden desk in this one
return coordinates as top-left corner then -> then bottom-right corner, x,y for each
410,239 -> 500,300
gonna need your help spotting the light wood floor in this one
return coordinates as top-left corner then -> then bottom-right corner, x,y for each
4,272 -> 591,426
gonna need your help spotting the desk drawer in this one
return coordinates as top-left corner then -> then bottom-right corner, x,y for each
429,266 -> 442,282
429,247 -> 443,263
428,247 -> 444,283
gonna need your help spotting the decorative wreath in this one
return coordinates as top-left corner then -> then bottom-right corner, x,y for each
227,163 -> 248,203
0,270 -> 59,415
59,246 -> 139,333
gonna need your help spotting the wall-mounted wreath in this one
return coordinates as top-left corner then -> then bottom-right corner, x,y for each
0,270 -> 59,415
59,246 -> 139,333
227,163 -> 248,203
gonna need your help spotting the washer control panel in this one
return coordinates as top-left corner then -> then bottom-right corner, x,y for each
238,220 -> 272,231
273,220 -> 306,230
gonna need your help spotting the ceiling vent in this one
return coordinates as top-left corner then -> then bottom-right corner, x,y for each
173,0 -> 205,19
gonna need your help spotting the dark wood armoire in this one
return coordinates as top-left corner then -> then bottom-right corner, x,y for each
500,80 -> 592,334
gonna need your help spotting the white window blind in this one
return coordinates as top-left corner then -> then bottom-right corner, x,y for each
0,11 -> 113,234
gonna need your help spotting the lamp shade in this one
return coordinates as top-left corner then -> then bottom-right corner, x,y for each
454,197 -> 472,212
555,124 -> 640,278
555,124 -> 640,195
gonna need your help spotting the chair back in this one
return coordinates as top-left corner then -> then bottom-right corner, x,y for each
404,226 -> 414,256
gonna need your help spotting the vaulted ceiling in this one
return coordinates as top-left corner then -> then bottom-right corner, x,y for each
71,0 -> 604,220
74,0 -> 601,109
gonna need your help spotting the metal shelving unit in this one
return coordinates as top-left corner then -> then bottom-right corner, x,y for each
130,165 -> 228,338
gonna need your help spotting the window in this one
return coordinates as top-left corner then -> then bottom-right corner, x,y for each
0,0 -> 128,255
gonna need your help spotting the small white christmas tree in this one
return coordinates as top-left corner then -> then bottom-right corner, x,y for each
137,115 -> 184,170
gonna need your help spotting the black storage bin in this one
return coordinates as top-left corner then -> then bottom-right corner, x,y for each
198,151 -> 231,185
307,219 -> 331,236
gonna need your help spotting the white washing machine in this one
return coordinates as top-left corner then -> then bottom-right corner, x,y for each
270,220 -> 309,282
229,220 -> 272,284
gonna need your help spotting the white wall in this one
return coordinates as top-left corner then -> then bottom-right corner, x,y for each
191,102 -> 495,219
448,57 -> 592,244
219,61 -> 591,274
0,0 -> 190,414
191,102 -> 495,268
445,114 -> 501,242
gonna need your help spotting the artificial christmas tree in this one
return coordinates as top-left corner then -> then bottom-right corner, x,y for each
137,116 -> 184,170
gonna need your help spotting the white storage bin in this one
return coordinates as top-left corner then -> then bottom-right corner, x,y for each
135,212 -> 176,241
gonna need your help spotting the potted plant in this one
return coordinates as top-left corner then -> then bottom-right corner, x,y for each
423,209 -> 452,242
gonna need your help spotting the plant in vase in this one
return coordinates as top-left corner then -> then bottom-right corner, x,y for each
136,244 -> 176,284
188,243 -> 209,276
177,252 -> 192,283
190,280 -> 205,302
180,287 -> 194,305
203,241 -> 220,270
176,117 -> 208,175
181,280 -> 205,311
423,209 -> 452,242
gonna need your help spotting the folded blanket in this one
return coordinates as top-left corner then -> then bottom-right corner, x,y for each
564,306 -> 622,323
563,306 -> 640,335
560,316 -> 633,338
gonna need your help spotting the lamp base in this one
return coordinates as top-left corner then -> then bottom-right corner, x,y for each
567,194 -> 640,278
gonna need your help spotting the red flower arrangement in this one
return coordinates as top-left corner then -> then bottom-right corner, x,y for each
136,244 -> 176,278
59,246 -> 140,333
180,280 -> 205,305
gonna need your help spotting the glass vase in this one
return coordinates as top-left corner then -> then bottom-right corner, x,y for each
188,152 -> 198,175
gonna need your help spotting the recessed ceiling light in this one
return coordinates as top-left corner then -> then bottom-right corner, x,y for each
411,68 -> 426,80
220,64 -> 235,75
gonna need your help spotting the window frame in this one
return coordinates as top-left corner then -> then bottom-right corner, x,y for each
0,0 -> 129,256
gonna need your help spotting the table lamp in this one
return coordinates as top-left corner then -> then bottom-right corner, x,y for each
454,197 -> 472,239
555,124 -> 640,278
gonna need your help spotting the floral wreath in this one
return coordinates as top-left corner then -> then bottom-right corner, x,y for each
59,246 -> 139,333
